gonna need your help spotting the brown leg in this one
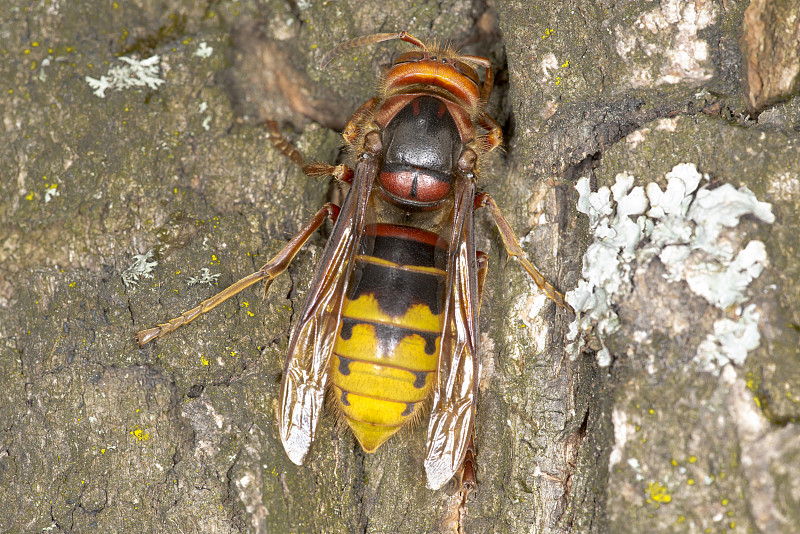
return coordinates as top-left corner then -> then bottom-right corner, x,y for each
474,192 -> 573,313
135,203 -> 340,347
476,113 -> 502,155
264,120 -> 353,183
459,435 -> 478,503
342,97 -> 380,145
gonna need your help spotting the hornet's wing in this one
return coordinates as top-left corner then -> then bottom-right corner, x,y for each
424,177 -> 481,490
279,156 -> 377,464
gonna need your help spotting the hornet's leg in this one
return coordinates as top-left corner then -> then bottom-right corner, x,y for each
135,203 -> 340,346
476,113 -> 502,156
264,120 -> 353,183
474,192 -> 573,312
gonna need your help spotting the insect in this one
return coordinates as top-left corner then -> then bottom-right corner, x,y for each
136,31 -> 573,491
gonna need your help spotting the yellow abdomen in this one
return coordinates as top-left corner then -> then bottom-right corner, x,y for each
330,224 -> 447,452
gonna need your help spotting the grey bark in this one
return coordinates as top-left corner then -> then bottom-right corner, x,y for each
1,1 -> 798,533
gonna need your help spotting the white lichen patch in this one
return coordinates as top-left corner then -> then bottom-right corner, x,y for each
540,52 -> 559,78
566,163 -> 774,371
696,305 -> 762,371
85,55 -> 165,98
615,0 -> 716,87
194,42 -> 213,58
187,268 -> 221,287
44,184 -> 60,203
122,250 -> 158,288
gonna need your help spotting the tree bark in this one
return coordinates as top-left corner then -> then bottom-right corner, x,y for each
1,1 -> 798,533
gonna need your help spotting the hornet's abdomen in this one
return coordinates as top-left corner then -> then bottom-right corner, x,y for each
331,224 -> 448,451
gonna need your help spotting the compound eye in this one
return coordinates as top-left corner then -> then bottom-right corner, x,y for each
394,51 -> 426,65
453,60 -> 480,88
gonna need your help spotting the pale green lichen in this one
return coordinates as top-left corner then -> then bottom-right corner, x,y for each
122,250 -> 158,288
194,42 -> 213,58
85,55 -> 164,98
186,268 -> 221,287
567,163 -> 775,371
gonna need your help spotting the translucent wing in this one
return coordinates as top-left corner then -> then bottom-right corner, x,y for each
424,178 -> 481,490
279,156 -> 377,464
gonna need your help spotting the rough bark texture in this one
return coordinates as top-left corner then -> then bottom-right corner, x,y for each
740,0 -> 800,115
1,1 -> 797,533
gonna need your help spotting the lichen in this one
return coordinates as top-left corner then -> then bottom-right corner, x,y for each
186,268 -> 221,287
85,55 -> 164,98
121,250 -> 158,288
567,163 -> 775,371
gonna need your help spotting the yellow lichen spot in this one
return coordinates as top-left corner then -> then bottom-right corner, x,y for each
729,522 -> 735,529
23,49 -> 30,54
247,311 -> 254,317
130,426 -> 150,441
25,191 -> 34,200
112,2 -> 118,8
30,60 -> 37,70
687,478 -> 695,486
670,458 -> 678,466
753,396 -> 761,408
677,516 -> 686,523
201,355 -> 209,366
561,60 -> 570,68
648,408 -> 655,415
212,254 -> 217,261
242,301 -> 249,308
101,448 -> 106,454
230,351 -> 237,357
647,481 -> 672,504
8,89 -> 13,94
542,28 -> 554,39
688,455 -> 697,464
721,498 -> 729,506
311,44 -> 317,49
69,282 -> 76,288
136,408 -> 140,413
174,187 -> 178,194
